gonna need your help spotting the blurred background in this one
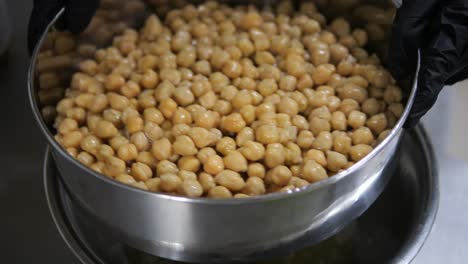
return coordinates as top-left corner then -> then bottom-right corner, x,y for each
0,0 -> 467,263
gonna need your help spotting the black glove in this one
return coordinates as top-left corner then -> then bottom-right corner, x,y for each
388,0 -> 468,128
28,0 -> 100,54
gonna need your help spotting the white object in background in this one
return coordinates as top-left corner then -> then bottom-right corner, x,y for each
447,80 -> 468,161
0,0 -> 11,55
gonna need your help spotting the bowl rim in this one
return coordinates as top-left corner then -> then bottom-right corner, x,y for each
29,7 -> 419,205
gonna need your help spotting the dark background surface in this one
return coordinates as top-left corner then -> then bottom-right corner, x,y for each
0,0 -> 77,262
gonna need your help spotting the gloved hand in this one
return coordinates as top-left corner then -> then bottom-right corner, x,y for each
388,0 -> 468,128
28,0 -> 99,54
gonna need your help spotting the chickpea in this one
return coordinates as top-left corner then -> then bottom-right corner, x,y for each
383,85 -> 402,103
309,117 -> 331,135
222,150 -> 247,172
347,110 -> 367,129
204,155 -> 224,175
361,98 -> 380,116
141,69 -> 159,89
264,143 -> 285,168
337,83 -> 368,103
117,143 -> 138,161
103,156 -> 126,177
366,113 -> 388,134
178,180 -> 203,197
215,170 -> 245,192
159,98 -> 178,118
116,174 -> 137,185
255,124 -> 280,144
197,147 -> 216,164
311,131 -> 333,151
143,108 -> 164,124
333,133 -> 352,154
57,118 -> 78,134
160,173 -> 182,192
175,156 -> 200,172
220,113 -> 246,133
198,91 -> 217,109
145,178 -> 161,192
208,186 -> 233,198
173,135 -> 198,156
326,151 -> 348,172
351,127 -> 374,145
157,160 -> 179,175
76,152 -> 95,166
388,103 -> 404,118
131,162 -> 153,181
277,97 -> 299,117
94,120 -> 118,139
215,137 -> 236,156
136,152 -> 156,168
350,144 -> 373,162
242,177 -> 266,196
173,86 -> 195,106
302,160 -> 327,183
231,90 -> 252,110
337,60 -> 354,76
126,116 -> 144,134
339,98 -> 360,116
309,90 -> 329,108
151,138 -> 172,160
80,135 -> 100,155
269,165 -> 292,186
239,105 -> 256,125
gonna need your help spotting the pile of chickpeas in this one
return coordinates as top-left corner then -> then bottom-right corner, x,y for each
48,0 -> 404,198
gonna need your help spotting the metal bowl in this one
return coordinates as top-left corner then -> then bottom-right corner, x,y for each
45,125 -> 438,264
29,0 -> 418,262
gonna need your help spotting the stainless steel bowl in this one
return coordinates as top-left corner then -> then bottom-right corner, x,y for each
29,0 -> 418,262
44,125 -> 438,264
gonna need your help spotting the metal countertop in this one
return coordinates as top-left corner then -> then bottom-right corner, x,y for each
0,1 -> 466,263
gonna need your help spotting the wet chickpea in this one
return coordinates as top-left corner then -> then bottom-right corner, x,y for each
387,102 -> 404,118
204,155 -> 224,175
348,110 -> 367,129
141,69 -> 159,89
311,131 -> 333,151
333,133 -> 352,155
57,118 -> 78,134
143,108 -> 164,124
51,3 -> 404,198
77,152 -> 95,166
215,170 -> 245,192
265,143 -> 285,168
326,151 -> 347,172
131,162 -> 153,181
221,113 -> 246,133
214,137 -> 235,156
80,135 -> 100,155
352,127 -> 374,145
339,98 -> 360,116
277,97 -> 299,117
208,186 -> 232,198
197,147 -> 216,164
362,98 -> 380,116
117,143 -> 138,161
157,160 -> 179,175
223,151 -> 248,172
116,174 -> 137,184
160,173 -> 182,192
145,178 -> 161,192
103,156 -> 126,177
350,144 -> 373,162
151,138 -> 172,160
366,113 -> 388,134
125,116 -> 143,134
302,160 -> 327,183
